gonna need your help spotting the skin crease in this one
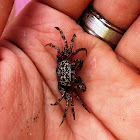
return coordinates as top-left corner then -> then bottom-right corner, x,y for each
0,0 -> 140,140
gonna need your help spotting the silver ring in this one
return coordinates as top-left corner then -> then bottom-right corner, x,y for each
79,5 -> 125,49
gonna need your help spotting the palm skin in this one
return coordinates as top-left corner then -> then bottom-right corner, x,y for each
0,1 -> 140,140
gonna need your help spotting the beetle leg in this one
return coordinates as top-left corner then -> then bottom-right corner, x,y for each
44,43 -> 62,61
50,87 -> 66,105
59,95 -> 70,126
70,97 -> 75,120
64,34 -> 77,59
74,77 -> 86,92
72,59 -> 83,71
44,43 -> 60,52
69,48 -> 87,59
69,34 -> 76,51
55,27 -> 68,50
70,91 -> 90,113
50,93 -> 65,105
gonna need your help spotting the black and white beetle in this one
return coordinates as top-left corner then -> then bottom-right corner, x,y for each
44,27 -> 90,126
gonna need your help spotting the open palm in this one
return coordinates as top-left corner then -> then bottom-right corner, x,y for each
0,1 -> 140,140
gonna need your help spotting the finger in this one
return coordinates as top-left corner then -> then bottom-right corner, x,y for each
0,0 -> 14,36
93,0 -> 140,30
92,0 -> 140,72
115,16 -> 140,70
34,0 -> 92,20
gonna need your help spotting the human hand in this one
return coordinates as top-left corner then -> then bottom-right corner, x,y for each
0,0 -> 140,139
